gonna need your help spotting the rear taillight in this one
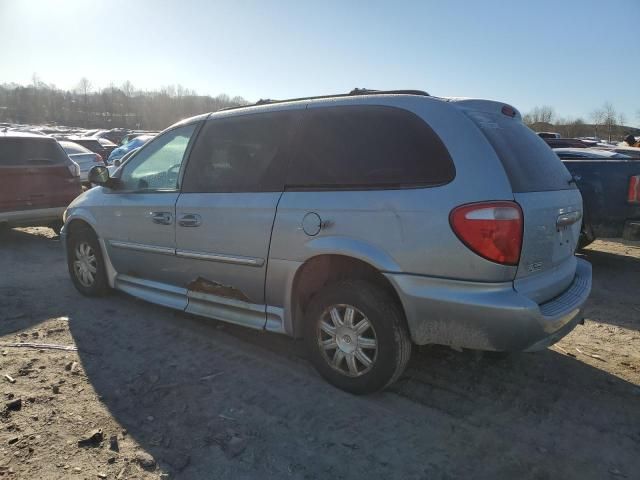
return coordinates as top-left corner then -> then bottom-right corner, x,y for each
628,175 -> 640,204
67,160 -> 81,178
94,153 -> 103,163
450,201 -> 523,266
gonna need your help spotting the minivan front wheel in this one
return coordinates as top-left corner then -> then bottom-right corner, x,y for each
304,280 -> 411,394
67,227 -> 109,296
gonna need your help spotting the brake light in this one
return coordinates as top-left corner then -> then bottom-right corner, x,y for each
628,175 -> 640,204
94,153 -> 103,163
501,105 -> 516,118
450,201 -> 523,265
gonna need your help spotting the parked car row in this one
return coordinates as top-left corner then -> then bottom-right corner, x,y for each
54,136 -> 118,162
0,124 -> 158,233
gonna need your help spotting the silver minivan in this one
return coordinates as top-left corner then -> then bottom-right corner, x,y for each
62,90 -> 592,394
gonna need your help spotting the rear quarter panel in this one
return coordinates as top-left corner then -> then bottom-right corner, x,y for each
266,96 -> 519,317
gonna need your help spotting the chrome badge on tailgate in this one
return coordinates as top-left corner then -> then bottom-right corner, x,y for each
527,261 -> 543,273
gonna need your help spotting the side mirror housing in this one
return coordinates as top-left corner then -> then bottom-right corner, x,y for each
88,165 -> 111,186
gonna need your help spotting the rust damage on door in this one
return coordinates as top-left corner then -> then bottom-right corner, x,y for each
187,277 -> 251,303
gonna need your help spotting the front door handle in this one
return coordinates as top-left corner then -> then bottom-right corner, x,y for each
178,213 -> 202,227
151,211 -> 173,225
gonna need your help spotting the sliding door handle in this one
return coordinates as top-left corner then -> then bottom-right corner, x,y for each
178,213 -> 201,227
151,211 -> 173,225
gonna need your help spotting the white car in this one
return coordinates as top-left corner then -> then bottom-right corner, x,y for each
58,140 -> 104,183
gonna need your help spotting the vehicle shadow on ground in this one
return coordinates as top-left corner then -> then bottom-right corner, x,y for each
63,294 -> 640,479
578,248 -> 640,331
0,228 -> 64,336
4,227 -> 640,478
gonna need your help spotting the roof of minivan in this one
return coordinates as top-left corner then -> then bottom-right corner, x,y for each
171,91 -> 522,128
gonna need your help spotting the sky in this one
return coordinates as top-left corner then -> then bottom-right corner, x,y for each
1,0 -> 639,125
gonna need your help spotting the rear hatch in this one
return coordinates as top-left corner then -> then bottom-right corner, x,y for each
460,101 -> 582,304
0,137 -> 81,212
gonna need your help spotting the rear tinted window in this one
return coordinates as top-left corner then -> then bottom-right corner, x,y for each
287,105 -> 455,189
60,141 -> 92,154
468,112 -> 575,192
182,111 -> 297,193
74,140 -> 102,150
0,138 -> 69,166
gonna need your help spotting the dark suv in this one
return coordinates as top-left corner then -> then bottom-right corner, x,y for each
0,133 -> 82,233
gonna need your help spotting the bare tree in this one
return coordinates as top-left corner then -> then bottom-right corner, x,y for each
590,109 -> 605,138
618,112 -> 627,128
602,102 -> 617,142
31,72 -> 43,88
76,77 -> 92,97
121,81 -> 135,98
75,77 -> 93,126
524,106 -> 555,126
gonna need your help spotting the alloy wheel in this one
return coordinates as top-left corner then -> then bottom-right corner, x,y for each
317,304 -> 378,377
73,241 -> 97,287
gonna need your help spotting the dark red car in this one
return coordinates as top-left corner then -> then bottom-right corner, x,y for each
0,133 -> 82,233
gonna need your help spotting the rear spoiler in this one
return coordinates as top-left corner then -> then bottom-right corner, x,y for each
442,98 -> 523,121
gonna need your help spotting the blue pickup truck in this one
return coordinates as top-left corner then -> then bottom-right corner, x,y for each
554,148 -> 640,247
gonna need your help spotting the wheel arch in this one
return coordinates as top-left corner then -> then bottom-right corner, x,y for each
289,254 -> 405,339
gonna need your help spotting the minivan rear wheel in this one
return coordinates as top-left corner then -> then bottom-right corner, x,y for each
67,227 -> 109,297
304,280 -> 411,394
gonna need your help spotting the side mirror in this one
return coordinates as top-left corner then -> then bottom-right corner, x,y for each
88,165 -> 111,186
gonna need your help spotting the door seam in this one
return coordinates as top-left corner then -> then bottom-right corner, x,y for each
262,191 -> 285,326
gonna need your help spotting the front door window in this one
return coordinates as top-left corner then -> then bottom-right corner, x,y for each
119,124 -> 197,191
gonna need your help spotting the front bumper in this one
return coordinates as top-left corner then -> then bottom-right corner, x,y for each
385,258 -> 592,352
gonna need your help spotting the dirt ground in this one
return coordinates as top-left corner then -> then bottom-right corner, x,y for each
0,228 -> 638,480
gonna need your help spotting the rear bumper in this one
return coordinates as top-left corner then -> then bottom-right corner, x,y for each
0,207 -> 65,227
385,258 -> 592,352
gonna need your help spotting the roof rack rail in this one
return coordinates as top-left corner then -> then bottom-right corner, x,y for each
348,88 -> 430,97
217,88 -> 430,112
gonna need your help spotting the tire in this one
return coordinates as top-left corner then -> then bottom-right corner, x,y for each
67,226 -> 110,296
577,222 -> 595,250
303,280 -> 412,394
577,232 -> 594,250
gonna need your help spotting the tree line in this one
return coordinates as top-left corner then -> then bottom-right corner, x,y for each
0,75 -> 248,131
523,103 -> 640,141
2,77 -> 638,140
